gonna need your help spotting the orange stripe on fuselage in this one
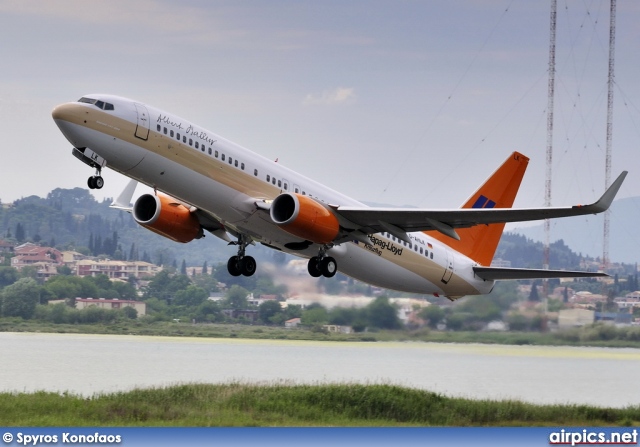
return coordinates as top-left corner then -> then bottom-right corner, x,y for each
426,151 -> 529,266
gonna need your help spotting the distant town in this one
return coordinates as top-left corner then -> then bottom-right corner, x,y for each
1,236 -> 639,338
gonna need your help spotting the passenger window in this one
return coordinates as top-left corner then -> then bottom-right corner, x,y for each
170,130 -> 174,137
208,148 -> 212,155
235,160 -> 238,167
221,154 -> 225,161
420,247 -> 423,255
183,136 -> 186,143
254,169 -> 258,176
177,133 -> 181,140
241,163 -> 245,170
228,157 -> 233,164
284,183 -> 288,190
302,191 -> 306,195
277,180 -> 282,188
215,150 -> 218,158
157,125 -> 161,131
195,142 -> 199,149
295,187 -> 299,193
163,127 -> 167,135
272,178 -> 276,185
266,175 -> 271,182
430,252 -> 433,259
189,139 -> 193,146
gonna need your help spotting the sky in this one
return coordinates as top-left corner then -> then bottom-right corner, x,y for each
0,0 -> 638,217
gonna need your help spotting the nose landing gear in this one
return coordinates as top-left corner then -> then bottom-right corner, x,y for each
87,170 -> 104,190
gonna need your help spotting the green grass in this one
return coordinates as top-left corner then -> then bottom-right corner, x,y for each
0,383 -> 638,427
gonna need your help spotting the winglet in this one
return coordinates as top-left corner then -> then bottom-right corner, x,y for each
577,171 -> 628,214
110,179 -> 138,211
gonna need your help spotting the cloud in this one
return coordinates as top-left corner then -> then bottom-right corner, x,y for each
303,87 -> 356,105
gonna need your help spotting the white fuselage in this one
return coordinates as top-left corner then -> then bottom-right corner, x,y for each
52,94 -> 494,299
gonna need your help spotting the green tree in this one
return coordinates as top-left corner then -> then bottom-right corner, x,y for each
528,281 -> 540,302
15,223 -> 25,242
174,285 -> 208,307
121,306 -> 138,319
144,270 -> 191,303
56,265 -> 73,276
225,285 -> 249,309
419,305 -> 445,329
2,278 -> 40,319
195,300 -> 223,323
0,266 -> 18,288
301,305 -> 329,326
366,296 -> 402,330
258,300 -> 283,324
328,307 -> 360,326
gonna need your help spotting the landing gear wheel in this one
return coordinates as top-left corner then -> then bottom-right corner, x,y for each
240,256 -> 256,277
307,257 -> 322,278
87,176 -> 104,190
320,256 -> 337,278
227,256 -> 242,277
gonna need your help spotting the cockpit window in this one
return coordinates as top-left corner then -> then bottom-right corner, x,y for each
78,97 -> 114,111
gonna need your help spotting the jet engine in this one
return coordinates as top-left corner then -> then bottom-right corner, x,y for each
270,193 -> 339,244
133,194 -> 203,243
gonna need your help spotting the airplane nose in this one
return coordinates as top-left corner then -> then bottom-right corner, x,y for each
52,102 -> 84,123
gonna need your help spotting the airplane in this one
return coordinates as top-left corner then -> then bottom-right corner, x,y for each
52,94 -> 627,300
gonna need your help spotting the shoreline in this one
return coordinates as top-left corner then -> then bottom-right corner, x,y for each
2,318 -> 640,349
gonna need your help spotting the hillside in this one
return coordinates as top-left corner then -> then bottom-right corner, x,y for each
510,196 -> 640,264
0,187 -> 623,271
0,188 -> 250,268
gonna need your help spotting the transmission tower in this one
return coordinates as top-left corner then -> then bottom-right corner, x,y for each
603,0 -> 616,270
544,0 -> 557,293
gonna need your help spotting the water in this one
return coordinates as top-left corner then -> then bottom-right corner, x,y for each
2,332 -> 639,407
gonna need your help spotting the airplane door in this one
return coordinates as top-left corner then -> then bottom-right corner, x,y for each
133,103 -> 150,140
441,248 -> 454,284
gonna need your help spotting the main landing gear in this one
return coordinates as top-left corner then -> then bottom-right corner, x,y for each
87,167 -> 104,190
227,234 -> 256,277
307,248 -> 337,278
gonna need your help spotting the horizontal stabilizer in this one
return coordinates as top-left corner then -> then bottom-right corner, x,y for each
473,266 -> 608,281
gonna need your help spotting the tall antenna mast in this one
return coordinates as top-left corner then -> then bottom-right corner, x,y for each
603,0 -> 616,270
544,0 -> 557,290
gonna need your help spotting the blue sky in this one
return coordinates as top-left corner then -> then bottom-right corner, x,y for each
0,0 -> 638,214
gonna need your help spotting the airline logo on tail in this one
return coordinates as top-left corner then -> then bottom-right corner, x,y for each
472,195 -> 497,209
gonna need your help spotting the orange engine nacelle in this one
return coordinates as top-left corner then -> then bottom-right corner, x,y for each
133,194 -> 203,243
270,193 -> 339,244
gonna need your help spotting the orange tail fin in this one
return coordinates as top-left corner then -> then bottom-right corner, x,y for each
426,151 -> 529,266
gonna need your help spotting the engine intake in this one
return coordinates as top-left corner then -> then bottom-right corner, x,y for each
270,193 -> 339,244
133,194 -> 203,243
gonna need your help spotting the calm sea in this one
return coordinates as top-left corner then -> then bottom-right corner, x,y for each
1,332 -> 639,407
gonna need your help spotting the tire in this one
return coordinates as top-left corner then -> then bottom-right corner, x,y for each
227,256 -> 242,277
87,176 -> 96,189
94,176 -> 104,189
320,257 -> 337,278
240,256 -> 256,277
307,257 -> 322,277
